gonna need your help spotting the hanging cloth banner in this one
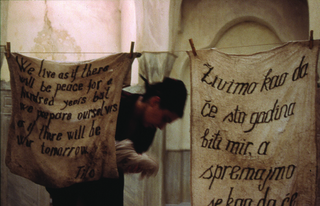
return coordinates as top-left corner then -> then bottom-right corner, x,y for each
5,52 -> 136,188
188,41 -> 319,206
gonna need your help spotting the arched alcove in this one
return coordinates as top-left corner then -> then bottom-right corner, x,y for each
215,21 -> 282,54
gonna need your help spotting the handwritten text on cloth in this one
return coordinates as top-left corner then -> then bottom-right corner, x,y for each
5,53 -> 135,188
189,41 -> 319,206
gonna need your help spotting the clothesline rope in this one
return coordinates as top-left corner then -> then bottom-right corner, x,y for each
0,42 -> 286,54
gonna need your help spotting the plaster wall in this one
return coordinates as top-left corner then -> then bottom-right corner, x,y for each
1,0 -> 122,81
309,0 -> 320,39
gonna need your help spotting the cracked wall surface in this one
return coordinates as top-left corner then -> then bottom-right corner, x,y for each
31,2 -> 82,61
1,0 -> 121,81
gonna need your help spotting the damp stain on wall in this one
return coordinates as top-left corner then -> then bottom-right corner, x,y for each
31,2 -> 82,61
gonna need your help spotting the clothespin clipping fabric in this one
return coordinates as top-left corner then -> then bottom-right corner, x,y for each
309,30 -> 314,49
189,38 -> 197,56
6,42 -> 11,58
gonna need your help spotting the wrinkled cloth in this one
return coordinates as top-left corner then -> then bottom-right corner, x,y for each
116,139 -> 159,179
188,41 -> 319,205
5,52 -> 137,188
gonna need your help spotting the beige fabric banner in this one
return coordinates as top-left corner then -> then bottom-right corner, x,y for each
188,41 -> 319,206
5,52 -> 136,188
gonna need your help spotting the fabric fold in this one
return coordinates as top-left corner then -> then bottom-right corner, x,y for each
189,41 -> 319,205
5,52 -> 136,188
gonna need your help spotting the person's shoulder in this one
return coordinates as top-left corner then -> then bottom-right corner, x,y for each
119,90 -> 141,112
121,90 -> 139,101
121,90 -> 133,97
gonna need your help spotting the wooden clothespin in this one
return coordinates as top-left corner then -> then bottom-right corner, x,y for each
189,38 -> 197,56
309,30 -> 313,49
129,41 -> 135,58
6,42 -> 11,58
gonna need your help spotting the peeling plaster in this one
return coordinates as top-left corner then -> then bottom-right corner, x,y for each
31,2 -> 81,61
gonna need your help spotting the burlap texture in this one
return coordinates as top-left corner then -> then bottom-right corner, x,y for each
5,52 -> 136,188
189,41 -> 319,205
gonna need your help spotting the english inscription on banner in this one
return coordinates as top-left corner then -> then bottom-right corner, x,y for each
5,53 -> 135,188
188,41 -> 319,206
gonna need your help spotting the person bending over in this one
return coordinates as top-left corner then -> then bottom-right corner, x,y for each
47,76 -> 187,206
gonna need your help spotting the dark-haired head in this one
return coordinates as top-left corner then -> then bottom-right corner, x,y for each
140,75 -> 187,118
